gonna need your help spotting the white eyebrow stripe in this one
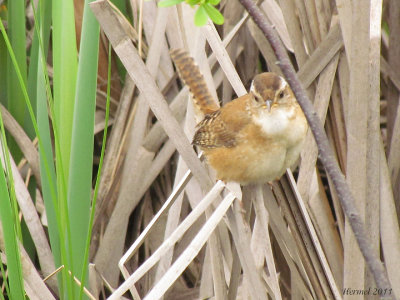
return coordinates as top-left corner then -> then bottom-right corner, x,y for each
250,80 -> 255,93
279,77 -> 288,90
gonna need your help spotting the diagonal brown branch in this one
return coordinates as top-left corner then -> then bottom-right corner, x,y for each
238,0 -> 393,296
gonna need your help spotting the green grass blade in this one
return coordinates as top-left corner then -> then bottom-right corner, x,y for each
32,2 -> 75,295
36,52 -> 61,262
79,41 -> 111,299
0,113 -> 24,300
28,0 -> 64,273
0,28 -> 6,107
7,0 -> 27,158
67,0 -> 99,296
51,0 -> 78,295
52,0 -> 78,189
1,6 -> 70,295
26,0 -> 52,140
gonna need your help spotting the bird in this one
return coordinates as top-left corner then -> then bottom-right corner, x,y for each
170,49 -> 308,185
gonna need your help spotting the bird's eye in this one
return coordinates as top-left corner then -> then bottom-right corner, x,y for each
278,91 -> 285,99
255,95 -> 263,103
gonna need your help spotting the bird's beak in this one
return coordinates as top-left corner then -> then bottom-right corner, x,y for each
265,99 -> 273,112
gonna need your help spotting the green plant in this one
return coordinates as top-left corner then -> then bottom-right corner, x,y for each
158,0 -> 224,26
0,0 -> 103,298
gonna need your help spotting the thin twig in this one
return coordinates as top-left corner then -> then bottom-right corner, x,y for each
238,0 -> 393,296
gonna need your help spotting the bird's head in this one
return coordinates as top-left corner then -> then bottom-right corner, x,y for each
249,72 -> 296,112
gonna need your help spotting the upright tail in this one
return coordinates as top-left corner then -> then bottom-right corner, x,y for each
170,49 -> 219,115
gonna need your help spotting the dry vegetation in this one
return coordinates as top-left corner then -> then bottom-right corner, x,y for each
3,0 -> 400,299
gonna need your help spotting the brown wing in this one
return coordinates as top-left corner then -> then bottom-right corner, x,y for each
192,106 -> 251,148
193,111 -> 236,148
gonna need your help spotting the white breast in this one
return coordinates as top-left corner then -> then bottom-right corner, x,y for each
253,107 -> 295,138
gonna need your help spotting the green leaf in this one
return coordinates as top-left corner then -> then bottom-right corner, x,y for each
68,0 -> 100,297
194,5 -> 208,26
186,0 -> 200,5
203,3 -> 224,25
79,42 -> 112,300
158,0 -> 185,7
0,163 -> 25,300
208,0 -> 221,5
8,0 -> 27,161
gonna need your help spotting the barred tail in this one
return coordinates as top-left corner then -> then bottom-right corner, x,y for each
170,49 -> 219,115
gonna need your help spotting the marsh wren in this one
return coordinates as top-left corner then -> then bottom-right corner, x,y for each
171,49 -> 308,185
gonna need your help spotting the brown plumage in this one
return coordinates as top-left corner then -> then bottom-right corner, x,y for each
171,49 -> 308,185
